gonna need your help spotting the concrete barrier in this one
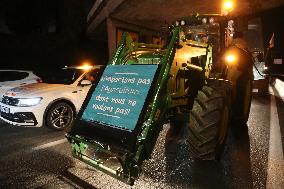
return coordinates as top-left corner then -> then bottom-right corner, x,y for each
274,78 -> 284,99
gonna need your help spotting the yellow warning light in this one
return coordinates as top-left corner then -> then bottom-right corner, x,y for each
80,62 -> 93,70
223,1 -> 234,12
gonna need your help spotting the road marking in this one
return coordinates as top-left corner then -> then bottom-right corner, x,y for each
266,89 -> 284,189
32,138 -> 67,151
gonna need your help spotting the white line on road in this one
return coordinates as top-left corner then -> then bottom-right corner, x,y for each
32,138 -> 67,151
266,89 -> 284,189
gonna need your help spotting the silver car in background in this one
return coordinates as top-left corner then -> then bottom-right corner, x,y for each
0,70 -> 42,100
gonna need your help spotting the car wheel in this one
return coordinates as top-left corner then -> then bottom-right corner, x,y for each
46,102 -> 74,131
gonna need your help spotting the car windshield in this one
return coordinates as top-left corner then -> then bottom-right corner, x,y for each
42,68 -> 84,84
0,71 -> 29,82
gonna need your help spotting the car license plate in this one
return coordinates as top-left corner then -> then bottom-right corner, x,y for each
0,105 -> 10,114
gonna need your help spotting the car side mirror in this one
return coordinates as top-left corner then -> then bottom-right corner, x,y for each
80,80 -> 92,86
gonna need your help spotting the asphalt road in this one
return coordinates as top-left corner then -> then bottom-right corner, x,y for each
0,88 -> 283,189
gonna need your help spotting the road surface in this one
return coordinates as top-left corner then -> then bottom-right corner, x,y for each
0,86 -> 283,189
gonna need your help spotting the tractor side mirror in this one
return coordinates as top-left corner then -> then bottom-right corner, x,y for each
256,52 -> 264,62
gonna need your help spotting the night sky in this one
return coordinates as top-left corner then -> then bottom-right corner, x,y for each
0,0 -> 108,72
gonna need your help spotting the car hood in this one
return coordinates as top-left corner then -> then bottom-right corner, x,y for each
4,83 -> 70,98
0,83 -> 24,97
0,85 -> 12,97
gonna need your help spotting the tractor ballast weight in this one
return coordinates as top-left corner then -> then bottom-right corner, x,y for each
66,14 -> 253,185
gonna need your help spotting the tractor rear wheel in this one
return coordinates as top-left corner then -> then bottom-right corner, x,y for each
187,79 -> 231,160
232,72 -> 253,126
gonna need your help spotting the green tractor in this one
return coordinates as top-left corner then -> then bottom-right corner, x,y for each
66,13 -> 253,185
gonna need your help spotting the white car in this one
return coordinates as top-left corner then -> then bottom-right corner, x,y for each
0,65 -> 102,130
0,70 -> 42,100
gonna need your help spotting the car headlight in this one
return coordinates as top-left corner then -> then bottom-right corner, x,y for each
16,97 -> 42,107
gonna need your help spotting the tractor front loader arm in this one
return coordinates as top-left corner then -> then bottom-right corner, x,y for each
66,28 -> 179,185
135,28 -> 179,159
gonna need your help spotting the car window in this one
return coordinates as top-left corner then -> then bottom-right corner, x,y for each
42,68 -> 84,84
82,69 -> 101,84
0,71 -> 29,82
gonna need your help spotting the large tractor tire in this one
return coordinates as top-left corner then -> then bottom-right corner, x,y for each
232,72 -> 253,126
187,79 -> 232,160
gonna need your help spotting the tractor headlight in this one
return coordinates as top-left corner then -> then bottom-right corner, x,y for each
175,21 -> 180,26
16,97 -> 43,107
209,17 -> 214,24
225,54 -> 237,65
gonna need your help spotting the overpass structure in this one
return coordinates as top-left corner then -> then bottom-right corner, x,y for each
86,0 -> 284,56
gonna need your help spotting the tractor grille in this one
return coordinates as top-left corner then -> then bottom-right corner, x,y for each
1,96 -> 19,106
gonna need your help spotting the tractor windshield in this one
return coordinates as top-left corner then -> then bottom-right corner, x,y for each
177,20 -> 221,64
181,22 -> 220,49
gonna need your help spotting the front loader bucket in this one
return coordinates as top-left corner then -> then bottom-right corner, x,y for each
66,29 -> 179,185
